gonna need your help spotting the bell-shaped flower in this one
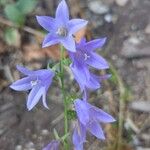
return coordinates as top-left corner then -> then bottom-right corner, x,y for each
69,37 -> 109,70
74,99 -> 115,140
43,140 -> 60,150
36,0 -> 88,52
10,65 -> 55,111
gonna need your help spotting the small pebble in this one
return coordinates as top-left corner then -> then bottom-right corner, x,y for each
104,14 -> 113,23
145,23 -> 150,34
15,145 -> 22,150
25,142 -> 34,148
115,0 -> 129,6
88,0 -> 109,14
41,129 -> 49,136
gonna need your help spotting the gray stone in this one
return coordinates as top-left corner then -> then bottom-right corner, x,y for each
88,0 -> 109,15
130,101 -> 150,112
115,0 -> 129,6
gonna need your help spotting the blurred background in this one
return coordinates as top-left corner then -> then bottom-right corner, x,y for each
0,0 -> 150,149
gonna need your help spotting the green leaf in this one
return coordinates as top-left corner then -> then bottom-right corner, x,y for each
61,133 -> 70,141
16,0 -> 37,15
62,58 -> 71,66
0,0 -> 10,6
67,110 -> 77,120
53,128 -> 60,140
4,4 -> 25,26
4,28 -> 21,47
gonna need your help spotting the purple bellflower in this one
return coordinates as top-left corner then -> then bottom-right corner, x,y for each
36,0 -> 88,52
69,37 -> 109,92
10,65 -> 55,111
69,37 -> 109,70
74,99 -> 115,140
43,140 -> 60,150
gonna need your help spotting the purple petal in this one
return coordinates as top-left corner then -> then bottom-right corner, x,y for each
43,140 -> 60,150
10,77 -> 32,91
55,0 -> 69,24
27,85 -> 45,111
70,63 -> 90,91
86,53 -> 109,69
85,38 -> 107,51
42,88 -> 49,109
68,19 -> 88,35
79,122 -> 86,142
42,33 -> 59,48
82,88 -> 89,101
73,121 -> 86,150
99,74 -> 111,81
79,37 -> 86,45
33,69 -> 55,91
73,128 -> 84,150
33,69 -> 54,77
60,36 -> 76,52
16,65 -> 33,75
87,121 -> 105,140
74,99 -> 89,125
36,16 -> 56,32
86,73 -> 100,90
91,106 -> 116,123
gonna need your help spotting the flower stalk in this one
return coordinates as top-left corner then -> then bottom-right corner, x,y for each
59,45 -> 69,150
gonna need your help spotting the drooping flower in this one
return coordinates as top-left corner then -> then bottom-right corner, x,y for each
69,37 -> 109,92
43,140 -> 60,150
10,65 -> 55,111
74,99 -> 115,140
36,0 -> 88,52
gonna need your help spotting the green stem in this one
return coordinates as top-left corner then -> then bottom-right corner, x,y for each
59,45 -> 69,150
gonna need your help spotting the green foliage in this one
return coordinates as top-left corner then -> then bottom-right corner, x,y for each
53,128 -> 60,140
4,27 -> 20,47
4,0 -> 37,26
61,133 -> 70,141
66,94 -> 77,105
0,0 -> 10,6
16,0 -> 37,15
4,4 -> 25,26
62,58 -> 71,66
67,110 -> 77,120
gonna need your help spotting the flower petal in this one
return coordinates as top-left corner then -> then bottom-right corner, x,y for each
43,140 -> 60,150
27,85 -> 44,111
99,74 -> 111,81
10,77 -> 32,91
36,16 -> 56,32
87,121 -> 105,140
55,0 -> 69,24
92,106 -> 116,123
60,36 -> 76,52
74,99 -> 89,125
79,122 -> 86,142
42,33 -> 59,48
16,65 -> 33,75
68,19 -> 88,35
86,53 -> 109,69
70,63 -> 90,91
73,127 -> 84,150
86,73 -> 100,90
85,38 -> 106,51
42,88 -> 49,109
